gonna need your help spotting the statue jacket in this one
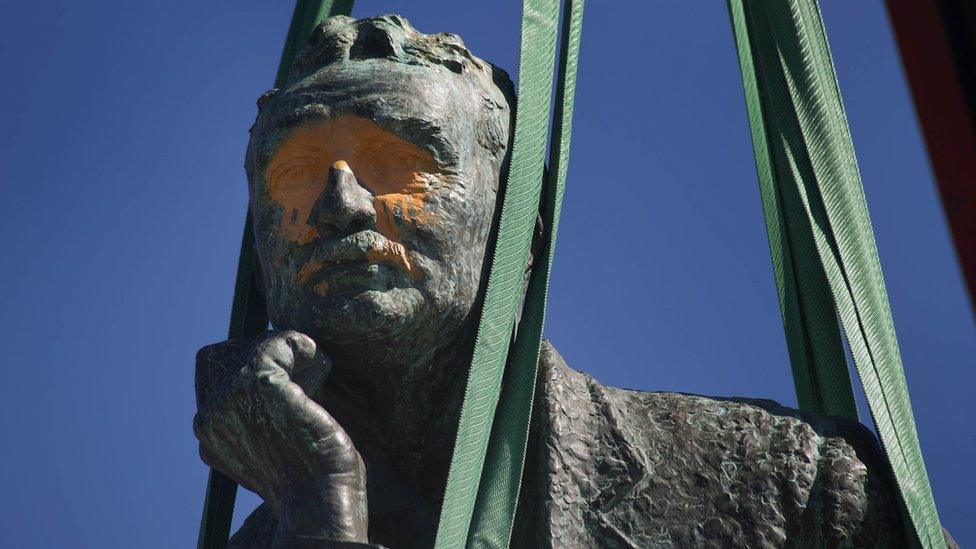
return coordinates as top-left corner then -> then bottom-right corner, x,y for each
232,341 -> 908,548
509,341 -> 905,547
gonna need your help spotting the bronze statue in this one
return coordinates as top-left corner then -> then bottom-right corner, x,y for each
194,15 -> 926,548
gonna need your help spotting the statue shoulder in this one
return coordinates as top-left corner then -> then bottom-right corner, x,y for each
532,340 -> 905,548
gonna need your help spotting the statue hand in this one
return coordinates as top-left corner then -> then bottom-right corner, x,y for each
193,331 -> 368,545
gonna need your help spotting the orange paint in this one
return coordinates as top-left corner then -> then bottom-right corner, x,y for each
266,114 -> 438,242
296,259 -> 324,285
267,115 -> 439,282
373,192 -> 433,241
313,281 -> 330,297
367,240 -> 419,279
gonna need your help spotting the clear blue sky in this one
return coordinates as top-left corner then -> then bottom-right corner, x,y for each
1,1 -> 972,546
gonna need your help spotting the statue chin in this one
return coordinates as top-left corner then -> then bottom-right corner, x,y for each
305,286 -> 428,346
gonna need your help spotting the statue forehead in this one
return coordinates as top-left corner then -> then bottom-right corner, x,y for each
250,61 -> 489,171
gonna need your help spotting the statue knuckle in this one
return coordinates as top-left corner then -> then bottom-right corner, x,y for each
246,369 -> 288,403
255,371 -> 278,390
250,339 -> 293,367
274,329 -> 304,340
278,330 -> 317,358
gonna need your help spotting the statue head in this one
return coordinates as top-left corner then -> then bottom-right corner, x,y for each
246,15 -> 515,367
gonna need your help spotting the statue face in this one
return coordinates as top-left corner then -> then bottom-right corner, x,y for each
247,64 -> 508,358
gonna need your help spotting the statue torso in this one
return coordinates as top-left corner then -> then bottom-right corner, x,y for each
514,342 -> 903,548
230,341 -> 905,548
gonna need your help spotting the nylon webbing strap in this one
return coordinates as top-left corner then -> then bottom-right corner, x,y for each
196,2 -> 353,548
729,2 -> 856,422
466,0 -> 584,547
728,1 -> 944,546
434,1 -> 561,546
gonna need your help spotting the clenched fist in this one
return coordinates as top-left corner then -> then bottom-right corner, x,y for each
193,331 -> 368,546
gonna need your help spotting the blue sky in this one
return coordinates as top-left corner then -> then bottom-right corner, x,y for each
1,1 -> 972,546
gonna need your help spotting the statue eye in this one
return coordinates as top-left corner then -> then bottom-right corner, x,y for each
270,159 -> 323,191
384,150 -> 427,172
282,164 -> 309,180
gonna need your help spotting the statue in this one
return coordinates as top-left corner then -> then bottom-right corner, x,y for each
194,15 -> 943,548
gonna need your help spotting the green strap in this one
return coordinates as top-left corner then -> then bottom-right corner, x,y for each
196,2 -> 353,548
272,0 -> 355,90
434,1 -> 562,546
467,0 -> 584,547
728,1 -> 944,546
727,1 -> 856,421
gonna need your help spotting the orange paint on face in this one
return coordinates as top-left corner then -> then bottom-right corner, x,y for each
374,193 -> 425,240
266,115 -> 441,282
368,240 -> 420,279
267,114 -> 438,242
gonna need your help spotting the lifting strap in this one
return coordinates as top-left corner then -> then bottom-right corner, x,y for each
727,0 -> 944,546
466,1 -> 584,547
433,0 -> 562,545
196,2 -> 354,548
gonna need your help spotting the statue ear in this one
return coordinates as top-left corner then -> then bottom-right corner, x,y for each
257,89 -> 280,113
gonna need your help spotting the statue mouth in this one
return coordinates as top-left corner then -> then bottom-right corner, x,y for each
297,230 -> 423,296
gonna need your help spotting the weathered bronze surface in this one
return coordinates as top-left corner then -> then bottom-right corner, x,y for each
194,15 -> 942,548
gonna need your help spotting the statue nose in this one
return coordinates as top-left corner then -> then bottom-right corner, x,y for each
308,160 -> 376,235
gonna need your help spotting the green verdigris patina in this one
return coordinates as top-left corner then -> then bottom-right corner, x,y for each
193,15 -> 937,548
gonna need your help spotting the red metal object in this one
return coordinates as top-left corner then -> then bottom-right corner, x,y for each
885,0 -> 976,311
